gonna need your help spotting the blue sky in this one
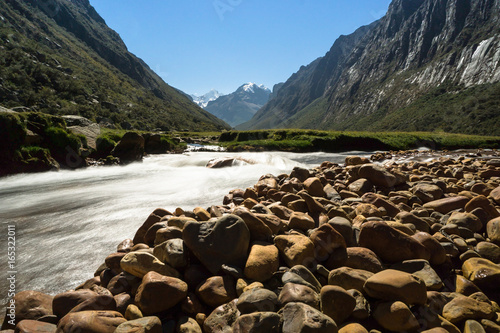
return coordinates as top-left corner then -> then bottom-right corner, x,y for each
89,0 -> 392,95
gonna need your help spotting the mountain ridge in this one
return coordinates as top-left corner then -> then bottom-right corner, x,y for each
0,0 -> 230,131
239,0 -> 500,135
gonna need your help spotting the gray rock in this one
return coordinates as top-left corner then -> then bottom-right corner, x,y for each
182,215 -> 250,274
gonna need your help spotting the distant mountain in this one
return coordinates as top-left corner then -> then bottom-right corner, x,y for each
0,0 -> 229,131
204,83 -> 271,127
190,89 -> 223,108
240,0 -> 500,135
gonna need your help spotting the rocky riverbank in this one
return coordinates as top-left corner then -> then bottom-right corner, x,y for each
2,153 -> 500,332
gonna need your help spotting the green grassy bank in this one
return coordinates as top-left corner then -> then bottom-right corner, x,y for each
218,130 -> 500,152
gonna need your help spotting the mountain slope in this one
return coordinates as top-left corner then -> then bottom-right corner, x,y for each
0,0 -> 229,131
205,83 -> 271,127
240,0 -> 500,135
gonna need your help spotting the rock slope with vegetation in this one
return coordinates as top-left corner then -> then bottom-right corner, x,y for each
0,0 -> 229,132
3,152 -> 500,332
240,0 -> 500,135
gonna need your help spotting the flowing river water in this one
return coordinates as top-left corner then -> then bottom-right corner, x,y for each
0,149 -> 372,310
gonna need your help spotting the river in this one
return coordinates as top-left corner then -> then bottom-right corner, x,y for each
0,149 -> 371,308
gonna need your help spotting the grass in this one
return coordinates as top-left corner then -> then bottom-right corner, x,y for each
218,129 -> 500,152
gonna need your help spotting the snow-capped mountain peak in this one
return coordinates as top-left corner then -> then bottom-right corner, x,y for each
240,82 -> 270,94
190,89 -> 223,108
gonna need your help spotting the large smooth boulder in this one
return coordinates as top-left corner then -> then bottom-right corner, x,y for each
358,164 -> 403,188
279,283 -> 320,309
237,288 -> 278,314
52,290 -> 97,319
274,233 -> 316,268
56,310 -> 126,333
363,269 -> 427,305
111,132 -> 145,163
358,221 -> 430,263
328,267 -> 374,292
244,242 -> 280,282
120,251 -> 180,279
134,271 -> 188,315
183,215 -> 250,274
1,291 -> 53,330
423,196 -> 469,214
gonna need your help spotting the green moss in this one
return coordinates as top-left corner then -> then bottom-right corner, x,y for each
0,112 -> 26,154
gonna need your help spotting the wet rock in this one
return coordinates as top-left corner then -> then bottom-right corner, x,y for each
328,267 -> 374,292
120,251 -> 180,279
274,233 -> 315,269
244,242 -> 279,282
363,269 -> 427,305
320,285 -> 356,325
57,311 -> 126,333
183,215 -> 250,274
196,276 -> 237,308
232,312 -> 281,333
373,301 -> 420,332
345,156 -> 370,166
114,316 -> 162,333
111,132 -> 145,163
358,221 -> 430,263
462,257 -> 500,290
237,288 -> 278,314
280,302 -> 338,333
134,271 -> 188,315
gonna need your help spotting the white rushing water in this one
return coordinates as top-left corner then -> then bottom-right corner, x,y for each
0,149 -> 370,306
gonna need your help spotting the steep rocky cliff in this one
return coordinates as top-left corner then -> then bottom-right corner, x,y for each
240,0 -> 500,135
0,0 -> 229,131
